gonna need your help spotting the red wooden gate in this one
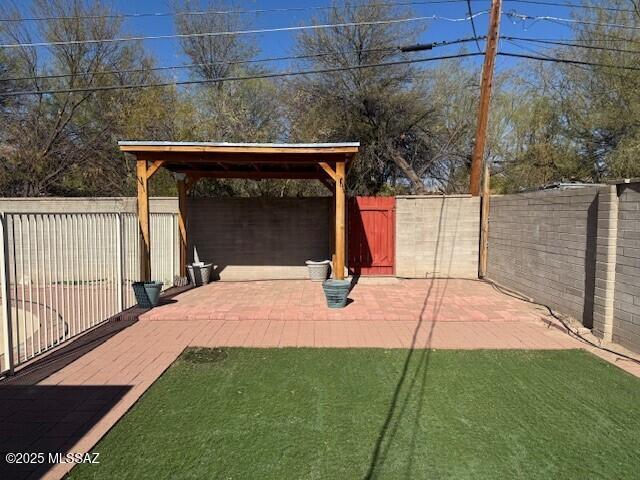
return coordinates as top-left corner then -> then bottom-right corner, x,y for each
348,196 -> 395,276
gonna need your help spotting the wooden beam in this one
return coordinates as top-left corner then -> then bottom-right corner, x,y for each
131,153 -> 350,165
318,162 -> 337,181
177,177 -> 188,277
180,170 -> 324,180
146,159 -> 165,179
330,188 -> 336,269
469,0 -> 502,196
334,161 -> 346,280
120,144 -> 360,155
479,163 -> 491,278
136,159 -> 151,281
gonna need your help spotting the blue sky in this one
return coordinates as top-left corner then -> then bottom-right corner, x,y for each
8,0 -> 579,77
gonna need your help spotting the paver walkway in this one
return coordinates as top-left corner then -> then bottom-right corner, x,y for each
1,279 -> 638,480
141,278 -> 545,322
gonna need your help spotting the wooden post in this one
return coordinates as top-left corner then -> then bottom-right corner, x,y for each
136,158 -> 151,281
469,0 -> 502,196
330,189 -> 336,268
479,163 -> 490,278
334,161 -> 346,280
177,177 -> 188,277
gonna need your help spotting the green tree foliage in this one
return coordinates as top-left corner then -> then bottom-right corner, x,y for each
0,0 -> 175,196
1,0 -> 639,198
285,1 -> 486,195
492,1 -> 640,192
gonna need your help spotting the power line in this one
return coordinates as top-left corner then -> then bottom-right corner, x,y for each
503,36 -> 640,54
503,40 -> 636,81
0,49 -> 391,83
499,51 -> 640,70
0,12 -> 489,49
503,38 -> 591,72
1,36 -> 483,83
0,0 -> 468,23
466,0 -> 483,52
504,11 -> 640,31
518,36 -> 640,43
504,38 -> 640,80
0,52 -> 484,97
503,0 -> 639,13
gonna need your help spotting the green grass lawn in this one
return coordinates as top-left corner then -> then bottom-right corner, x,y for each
69,348 -> 640,479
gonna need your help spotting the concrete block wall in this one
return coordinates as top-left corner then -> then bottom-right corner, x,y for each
487,187 -> 601,326
395,195 -> 480,278
187,197 -> 331,280
0,197 -> 178,213
613,183 -> 640,352
0,197 -> 179,285
592,186 -> 618,340
487,182 -> 640,354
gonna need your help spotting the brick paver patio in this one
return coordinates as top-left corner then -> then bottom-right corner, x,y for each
140,278 -> 545,323
1,279 -> 638,480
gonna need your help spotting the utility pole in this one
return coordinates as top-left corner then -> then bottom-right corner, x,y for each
469,0 -> 502,196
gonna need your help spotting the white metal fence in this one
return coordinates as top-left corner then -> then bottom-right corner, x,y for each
0,211 -> 179,375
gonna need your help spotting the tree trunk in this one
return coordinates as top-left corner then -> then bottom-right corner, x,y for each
391,153 -> 428,194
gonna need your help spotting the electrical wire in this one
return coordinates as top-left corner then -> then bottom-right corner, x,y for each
1,36 -> 483,83
0,0 -> 469,23
0,13 -> 488,49
0,52 -> 484,97
486,279 -> 640,367
499,51 -> 640,70
503,38 -> 593,75
503,36 -> 640,54
466,0 -> 483,53
504,11 -> 640,31
502,0 -> 639,14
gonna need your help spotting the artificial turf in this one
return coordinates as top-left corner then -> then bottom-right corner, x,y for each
69,348 -> 640,479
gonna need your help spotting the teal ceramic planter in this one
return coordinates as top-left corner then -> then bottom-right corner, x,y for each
143,281 -> 164,307
132,281 -> 164,308
322,279 -> 351,308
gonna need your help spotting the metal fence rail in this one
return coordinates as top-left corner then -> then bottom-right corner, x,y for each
0,211 -> 179,375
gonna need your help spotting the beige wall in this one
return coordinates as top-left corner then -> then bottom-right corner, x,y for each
187,197 -> 331,281
0,198 -> 179,286
395,195 -> 480,278
0,197 -> 177,214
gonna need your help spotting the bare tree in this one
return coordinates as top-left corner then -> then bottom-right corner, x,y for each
0,0 -> 162,196
286,1 -> 445,194
173,0 -> 257,83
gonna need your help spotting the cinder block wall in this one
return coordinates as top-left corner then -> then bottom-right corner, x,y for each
0,197 -> 179,285
0,197 -> 178,213
487,187 -> 602,326
613,184 -> 640,352
395,195 -> 480,278
187,197 -> 331,280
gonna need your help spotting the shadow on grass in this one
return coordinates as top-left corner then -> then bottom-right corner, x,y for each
365,196 -> 461,479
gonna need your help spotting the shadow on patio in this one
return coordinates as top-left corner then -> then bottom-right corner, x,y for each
0,385 -> 130,480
